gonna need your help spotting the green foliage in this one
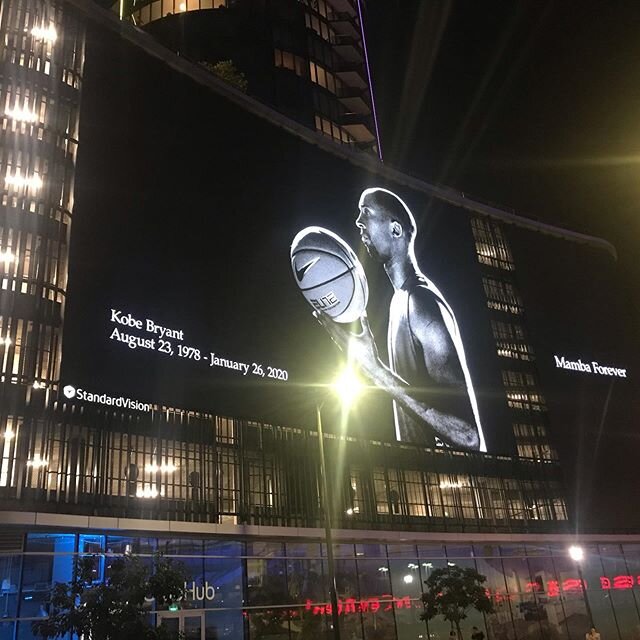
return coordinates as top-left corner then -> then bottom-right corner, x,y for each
32,554 -> 189,640
199,59 -> 248,93
421,565 -> 494,639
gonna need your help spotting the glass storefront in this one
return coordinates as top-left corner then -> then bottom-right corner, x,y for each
3,532 -> 640,640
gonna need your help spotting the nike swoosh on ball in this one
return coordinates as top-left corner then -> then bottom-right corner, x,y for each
295,258 -> 319,282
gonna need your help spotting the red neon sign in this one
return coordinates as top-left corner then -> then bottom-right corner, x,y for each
304,575 -> 640,616
302,574 -> 640,617
304,595 -> 413,616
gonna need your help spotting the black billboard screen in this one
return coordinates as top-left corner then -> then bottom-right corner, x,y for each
59,21 -> 630,461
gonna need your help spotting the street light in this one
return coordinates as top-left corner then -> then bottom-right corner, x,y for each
332,367 -> 363,409
568,545 -> 584,562
317,367 -> 364,640
569,545 -> 594,628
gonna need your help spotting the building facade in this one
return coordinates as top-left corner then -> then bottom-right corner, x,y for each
0,0 -> 84,495
3,526 -> 640,640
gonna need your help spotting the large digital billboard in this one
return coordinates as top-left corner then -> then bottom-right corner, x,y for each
59,19 -> 632,463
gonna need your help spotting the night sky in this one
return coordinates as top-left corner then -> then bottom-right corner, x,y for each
365,1 -> 639,312
364,1 -> 640,529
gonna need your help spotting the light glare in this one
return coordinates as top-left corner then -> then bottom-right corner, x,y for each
332,367 -> 363,407
136,486 -> 160,498
5,174 -> 43,190
27,454 -> 48,468
145,462 -> 177,473
5,106 -> 38,123
440,480 -> 462,489
403,574 -> 414,584
569,545 -> 584,562
31,25 -> 57,42
0,251 -> 15,265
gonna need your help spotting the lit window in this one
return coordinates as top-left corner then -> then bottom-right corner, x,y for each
4,106 -> 38,123
4,173 -> 43,190
31,25 -> 57,43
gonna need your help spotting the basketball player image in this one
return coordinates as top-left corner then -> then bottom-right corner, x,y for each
316,187 -> 486,452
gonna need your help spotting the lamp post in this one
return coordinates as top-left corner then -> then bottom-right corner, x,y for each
316,404 -> 341,640
317,368 -> 363,640
569,545 -> 594,629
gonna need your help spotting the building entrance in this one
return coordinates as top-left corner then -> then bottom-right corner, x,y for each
157,610 -> 205,640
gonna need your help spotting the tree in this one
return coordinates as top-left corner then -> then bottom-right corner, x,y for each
421,565 -> 494,640
32,554 -> 189,640
199,60 -> 248,93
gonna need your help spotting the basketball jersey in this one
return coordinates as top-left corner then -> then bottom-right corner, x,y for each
387,272 -> 487,451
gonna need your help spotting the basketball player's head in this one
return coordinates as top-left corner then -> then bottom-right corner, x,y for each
356,188 -> 417,262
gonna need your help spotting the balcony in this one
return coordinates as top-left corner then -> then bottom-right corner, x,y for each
327,11 -> 359,39
327,0 -> 356,14
340,111 -> 375,143
332,33 -> 362,63
333,59 -> 367,89
336,85 -> 370,114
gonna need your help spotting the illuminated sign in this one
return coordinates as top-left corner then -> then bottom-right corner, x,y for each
60,38 -> 629,459
62,384 -> 151,412
303,574 -> 640,618
305,594 -> 412,616
292,190 -> 486,452
493,573 -> 640,603
184,581 -> 215,601
107,308 -> 289,382
146,581 -> 216,606
554,355 -> 627,378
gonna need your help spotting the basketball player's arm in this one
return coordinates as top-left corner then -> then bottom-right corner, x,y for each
315,306 -> 480,450
407,294 -> 480,450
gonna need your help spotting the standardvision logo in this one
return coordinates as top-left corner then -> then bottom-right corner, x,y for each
62,384 -> 151,412
63,385 -> 76,399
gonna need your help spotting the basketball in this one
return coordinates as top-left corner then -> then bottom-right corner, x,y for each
290,226 -> 368,323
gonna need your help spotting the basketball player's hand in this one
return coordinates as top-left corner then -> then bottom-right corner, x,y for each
313,311 -> 382,379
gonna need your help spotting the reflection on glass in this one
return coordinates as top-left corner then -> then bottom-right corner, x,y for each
0,555 -> 20,618
286,557 -> 326,605
106,536 -> 156,555
159,617 -> 179,640
205,557 -> 243,609
204,610 -> 244,640
8,532 -> 640,640
417,543 -> 446,559
246,542 -> 283,558
0,621 -> 14,640
160,539 -> 203,556
247,558 -> 287,607
183,614 -> 202,640
247,609 -> 289,639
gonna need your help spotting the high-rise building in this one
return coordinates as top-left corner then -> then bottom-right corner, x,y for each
0,0 -> 85,487
123,0 -> 381,155
0,2 -> 635,640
